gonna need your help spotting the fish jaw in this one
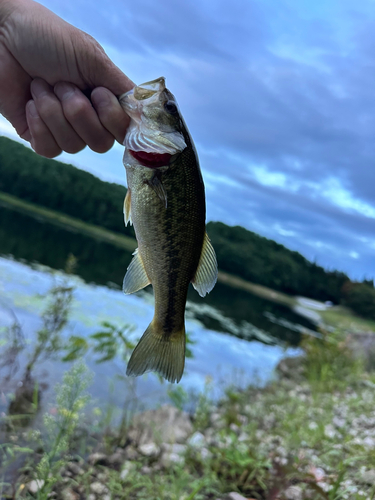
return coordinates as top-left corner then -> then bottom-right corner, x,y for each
119,77 -> 166,121
120,77 -> 187,157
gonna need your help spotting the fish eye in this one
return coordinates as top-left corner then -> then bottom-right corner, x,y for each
164,101 -> 178,115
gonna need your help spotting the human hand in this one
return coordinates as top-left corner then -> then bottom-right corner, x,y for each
0,0 -> 134,157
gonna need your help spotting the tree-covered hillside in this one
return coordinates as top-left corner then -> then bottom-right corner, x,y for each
0,136 -> 134,238
1,135 -> 374,319
206,222 -> 349,304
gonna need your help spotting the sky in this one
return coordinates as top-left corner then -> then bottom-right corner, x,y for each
1,0 -> 375,281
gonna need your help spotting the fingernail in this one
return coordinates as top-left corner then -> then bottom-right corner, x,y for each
27,100 -> 39,118
54,82 -> 76,101
31,79 -> 49,99
91,89 -> 111,108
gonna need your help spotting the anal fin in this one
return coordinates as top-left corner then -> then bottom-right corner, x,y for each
123,248 -> 151,294
123,189 -> 132,226
192,232 -> 218,297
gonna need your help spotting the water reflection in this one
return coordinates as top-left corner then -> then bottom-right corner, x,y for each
0,206 -> 131,287
0,206 -> 317,346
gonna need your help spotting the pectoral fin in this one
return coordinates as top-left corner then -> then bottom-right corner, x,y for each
123,248 -> 151,294
148,173 -> 167,208
123,189 -> 132,226
192,233 -> 218,297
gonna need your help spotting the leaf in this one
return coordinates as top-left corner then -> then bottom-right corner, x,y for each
90,332 -> 113,339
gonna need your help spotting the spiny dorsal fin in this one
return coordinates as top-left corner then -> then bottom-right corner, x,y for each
123,248 -> 151,294
192,232 -> 218,297
123,189 -> 132,226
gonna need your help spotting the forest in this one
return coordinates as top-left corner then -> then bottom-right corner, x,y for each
0,135 -> 374,319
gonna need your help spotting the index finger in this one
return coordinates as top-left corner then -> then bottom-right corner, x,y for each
91,87 -> 130,144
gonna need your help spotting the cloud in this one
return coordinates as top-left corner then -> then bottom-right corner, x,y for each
9,0 -> 375,280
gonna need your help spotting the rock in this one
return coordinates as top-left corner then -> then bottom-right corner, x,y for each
128,405 -> 193,445
285,485 -> 303,500
87,495 -> 96,500
160,451 -> 185,468
229,423 -> 240,434
347,332 -> 375,369
364,436 -> 375,448
362,469 -> 375,485
107,449 -> 125,466
90,482 -> 109,495
276,356 -> 305,381
139,442 -> 160,457
210,412 -> 223,427
163,443 -> 187,455
324,424 -> 337,439
67,462 -> 84,476
61,487 -> 79,500
238,432 -> 248,442
97,472 -> 108,482
200,447 -> 212,460
88,452 -> 108,465
27,480 -> 45,494
124,445 -> 139,460
140,466 -> 152,474
120,461 -> 135,480
188,431 -> 205,448
160,443 -> 186,467
225,493 -> 248,500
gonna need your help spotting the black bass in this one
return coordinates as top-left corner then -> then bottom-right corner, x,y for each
120,77 -> 217,383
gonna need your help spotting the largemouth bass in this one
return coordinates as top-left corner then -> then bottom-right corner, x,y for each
120,77 -> 217,383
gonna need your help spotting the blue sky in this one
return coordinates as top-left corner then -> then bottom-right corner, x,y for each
1,0 -> 375,281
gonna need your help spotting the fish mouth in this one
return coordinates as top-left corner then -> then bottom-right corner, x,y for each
119,77 -> 166,110
134,77 -> 166,100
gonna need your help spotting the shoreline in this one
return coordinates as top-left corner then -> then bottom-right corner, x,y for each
1,190 -> 374,335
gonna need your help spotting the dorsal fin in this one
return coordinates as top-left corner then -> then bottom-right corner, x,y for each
191,232 -> 218,297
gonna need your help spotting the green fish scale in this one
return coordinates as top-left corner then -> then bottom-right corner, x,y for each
129,135 -> 205,339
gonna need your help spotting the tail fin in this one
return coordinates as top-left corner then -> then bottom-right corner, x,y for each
126,320 -> 185,383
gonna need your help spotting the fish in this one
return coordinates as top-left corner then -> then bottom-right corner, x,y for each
119,77 -> 217,383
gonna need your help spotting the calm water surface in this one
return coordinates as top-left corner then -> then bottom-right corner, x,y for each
0,207 -> 314,415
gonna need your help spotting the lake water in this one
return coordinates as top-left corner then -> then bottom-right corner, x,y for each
0,206 -> 314,417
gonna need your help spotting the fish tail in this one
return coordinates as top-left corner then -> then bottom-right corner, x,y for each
126,320 -> 185,383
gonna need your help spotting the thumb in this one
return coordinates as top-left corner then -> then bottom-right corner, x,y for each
94,59 -> 135,97
74,33 -> 134,97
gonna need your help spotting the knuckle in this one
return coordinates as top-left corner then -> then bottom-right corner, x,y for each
36,97 -> 60,121
63,98 -> 89,122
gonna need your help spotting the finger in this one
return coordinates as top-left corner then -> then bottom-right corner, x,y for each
26,100 -> 62,158
54,82 -> 115,154
31,79 -> 86,154
91,87 -> 130,144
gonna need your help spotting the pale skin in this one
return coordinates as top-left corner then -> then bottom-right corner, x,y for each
0,0 -> 134,158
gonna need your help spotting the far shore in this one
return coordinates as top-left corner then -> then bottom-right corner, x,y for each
1,190 -> 374,335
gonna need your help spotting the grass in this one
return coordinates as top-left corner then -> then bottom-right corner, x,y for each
320,305 -> 375,333
3,327 -> 375,499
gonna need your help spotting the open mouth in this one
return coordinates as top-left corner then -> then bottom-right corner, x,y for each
134,77 -> 166,101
